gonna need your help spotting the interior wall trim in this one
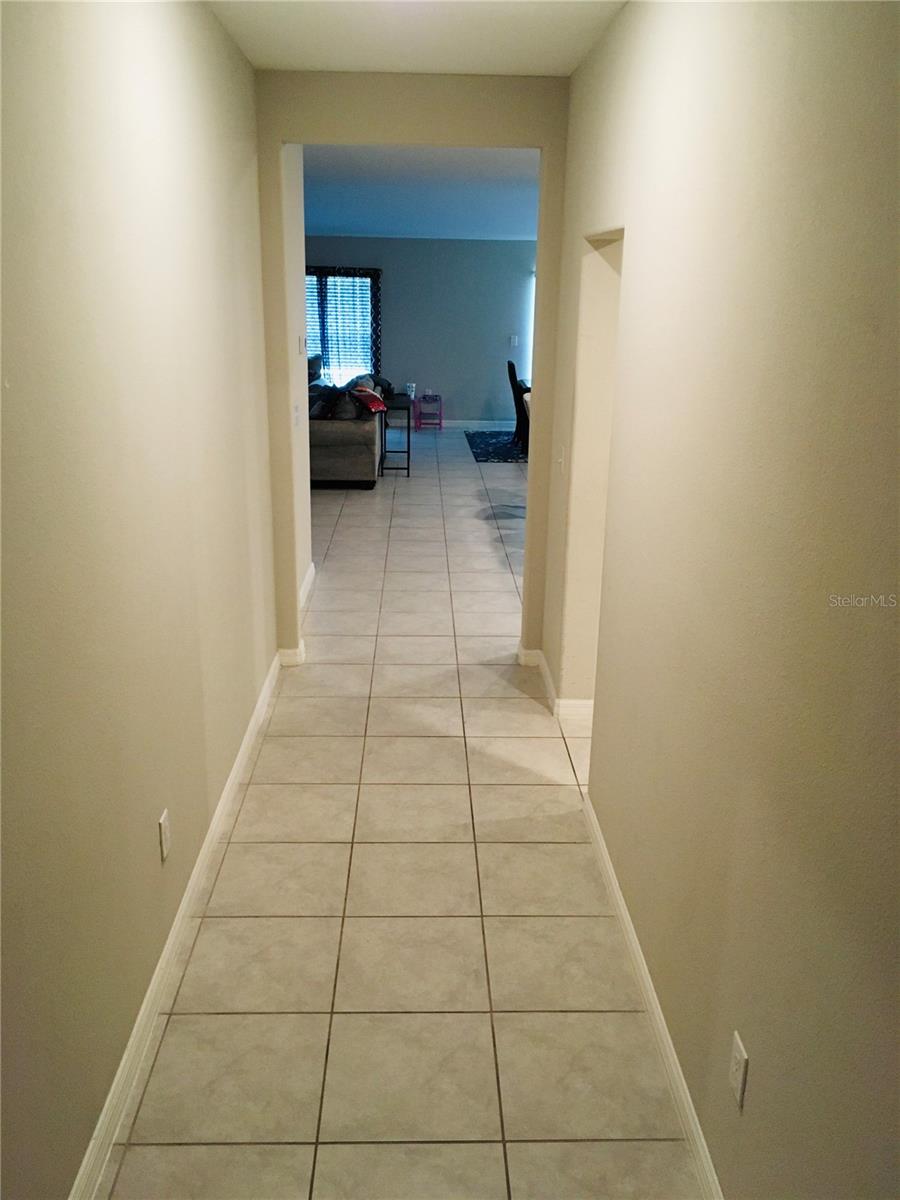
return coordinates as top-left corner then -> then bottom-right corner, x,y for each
299,560 -> 316,610
517,644 -> 557,710
67,652 -> 282,1200
279,644 -> 306,666
581,790 -> 725,1200
556,697 -> 593,722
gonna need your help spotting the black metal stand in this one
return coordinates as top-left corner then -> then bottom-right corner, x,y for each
380,400 -> 411,478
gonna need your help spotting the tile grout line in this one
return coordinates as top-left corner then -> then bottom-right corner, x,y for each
305,473 -> 392,1200
440,441 -> 513,1200
127,1136 -> 686,1147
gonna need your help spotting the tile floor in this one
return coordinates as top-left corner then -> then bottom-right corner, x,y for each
101,430 -> 700,1199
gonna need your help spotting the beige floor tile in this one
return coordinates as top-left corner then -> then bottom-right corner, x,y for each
329,528 -> 389,544
323,554 -> 387,572
312,1143 -> 507,1200
387,541 -> 447,557
447,555 -> 510,575
375,635 -> 457,664
463,698 -> 559,738
454,612 -> 522,637
267,697 -> 368,737
207,843 -> 350,915
391,503 -> 443,517
495,1012 -> 681,1139
232,784 -> 357,842
315,570 -> 385,592
175,917 -> 341,1013
335,917 -> 488,1011
355,783 -> 472,842
383,571 -> 450,592
319,1013 -> 501,1140
466,737 -> 576,785
484,916 -> 641,1010
389,515 -> 444,527
307,589 -> 382,612
566,736 -> 591,785
380,592 -> 452,615
132,1014 -> 329,1143
279,664 -> 372,697
387,529 -> 445,544
331,514 -> 389,528
445,537 -> 504,553
452,591 -> 522,613
302,610 -> 380,635
506,1141 -> 700,1200
112,1145 -> 313,1200
362,736 -> 468,784
370,665 -> 460,697
366,698 -> 463,738
303,636 -> 376,664
456,636 -> 520,665
459,665 -> 546,699
346,843 -> 479,915
478,844 -> 611,915
377,609 -> 454,636
252,737 -> 363,784
450,573 -> 518,592
471,784 -> 587,842
385,560 -> 449,579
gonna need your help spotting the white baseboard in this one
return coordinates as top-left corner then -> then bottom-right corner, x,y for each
556,697 -> 594,723
581,791 -> 724,1200
71,652 -> 281,1200
299,560 -> 316,609
442,419 -> 515,430
279,644 -> 306,667
517,644 -> 558,711
517,646 -> 593,725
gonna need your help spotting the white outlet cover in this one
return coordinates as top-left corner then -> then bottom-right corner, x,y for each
158,809 -> 172,862
729,1031 -> 749,1110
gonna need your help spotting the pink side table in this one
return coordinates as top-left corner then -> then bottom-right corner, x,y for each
414,393 -> 443,431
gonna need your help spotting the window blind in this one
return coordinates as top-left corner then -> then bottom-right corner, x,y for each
306,267 -> 381,387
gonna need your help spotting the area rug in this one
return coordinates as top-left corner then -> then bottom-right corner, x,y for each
464,430 -> 527,463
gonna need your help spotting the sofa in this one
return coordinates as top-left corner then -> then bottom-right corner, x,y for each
309,410 -> 382,488
307,356 -> 387,489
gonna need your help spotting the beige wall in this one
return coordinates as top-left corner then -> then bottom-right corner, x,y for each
1,4 -> 274,1196
254,71 -> 568,652
552,3 -> 896,1196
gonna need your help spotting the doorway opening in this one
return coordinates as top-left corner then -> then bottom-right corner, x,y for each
293,144 -> 541,633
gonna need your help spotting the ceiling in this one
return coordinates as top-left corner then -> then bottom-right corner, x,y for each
303,145 -> 540,239
209,1 -> 623,77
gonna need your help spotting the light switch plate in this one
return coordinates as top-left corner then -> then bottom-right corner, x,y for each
158,809 -> 172,862
729,1031 -> 749,1110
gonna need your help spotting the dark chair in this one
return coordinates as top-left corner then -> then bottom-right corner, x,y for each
507,360 -> 531,453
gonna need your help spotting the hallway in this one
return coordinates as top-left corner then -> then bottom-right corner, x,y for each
101,431 -> 699,1199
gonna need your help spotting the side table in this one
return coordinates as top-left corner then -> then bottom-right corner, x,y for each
414,393 -> 443,431
380,397 -> 411,478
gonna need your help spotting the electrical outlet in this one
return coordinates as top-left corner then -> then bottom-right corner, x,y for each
158,809 -> 172,862
729,1031 -> 749,1110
